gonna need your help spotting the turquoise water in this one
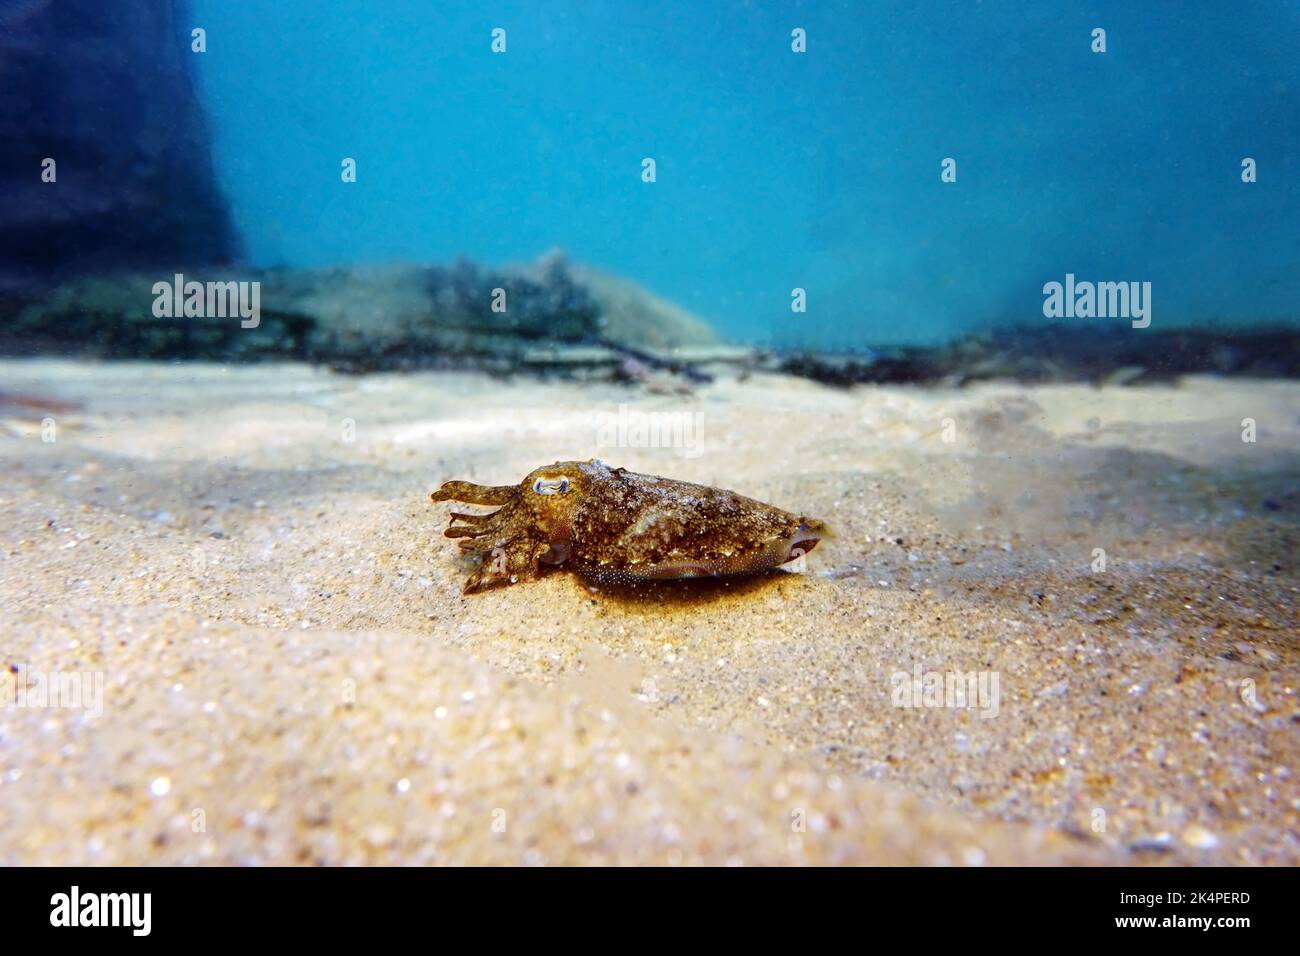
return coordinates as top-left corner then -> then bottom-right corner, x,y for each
191,1 -> 1300,347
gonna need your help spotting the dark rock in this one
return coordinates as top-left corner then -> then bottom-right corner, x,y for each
0,0 -> 236,297
779,325 -> 1300,387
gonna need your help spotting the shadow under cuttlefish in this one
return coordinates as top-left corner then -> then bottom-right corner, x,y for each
443,546 -> 827,609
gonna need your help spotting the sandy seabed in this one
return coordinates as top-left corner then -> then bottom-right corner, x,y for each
0,359 -> 1296,865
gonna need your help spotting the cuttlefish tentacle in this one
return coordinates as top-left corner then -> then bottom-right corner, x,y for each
433,484 -> 523,570
444,524 -> 486,539
448,511 -> 494,525
445,510 -> 504,537
430,482 -> 549,593
461,532 -> 551,594
430,481 -> 518,506
446,508 -> 515,544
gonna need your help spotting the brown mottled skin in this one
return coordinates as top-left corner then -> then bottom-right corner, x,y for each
430,459 -> 829,593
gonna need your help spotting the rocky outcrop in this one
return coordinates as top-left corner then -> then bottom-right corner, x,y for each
570,263 -> 721,351
0,0 -> 236,296
0,254 -> 731,376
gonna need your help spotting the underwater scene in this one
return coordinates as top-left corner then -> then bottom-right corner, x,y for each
1,0 -> 1298,878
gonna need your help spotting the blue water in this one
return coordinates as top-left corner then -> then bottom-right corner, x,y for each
191,0 -> 1300,348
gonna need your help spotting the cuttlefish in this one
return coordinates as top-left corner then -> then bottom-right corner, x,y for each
430,459 -> 829,593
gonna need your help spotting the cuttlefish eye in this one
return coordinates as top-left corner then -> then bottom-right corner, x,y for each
532,476 -> 570,495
